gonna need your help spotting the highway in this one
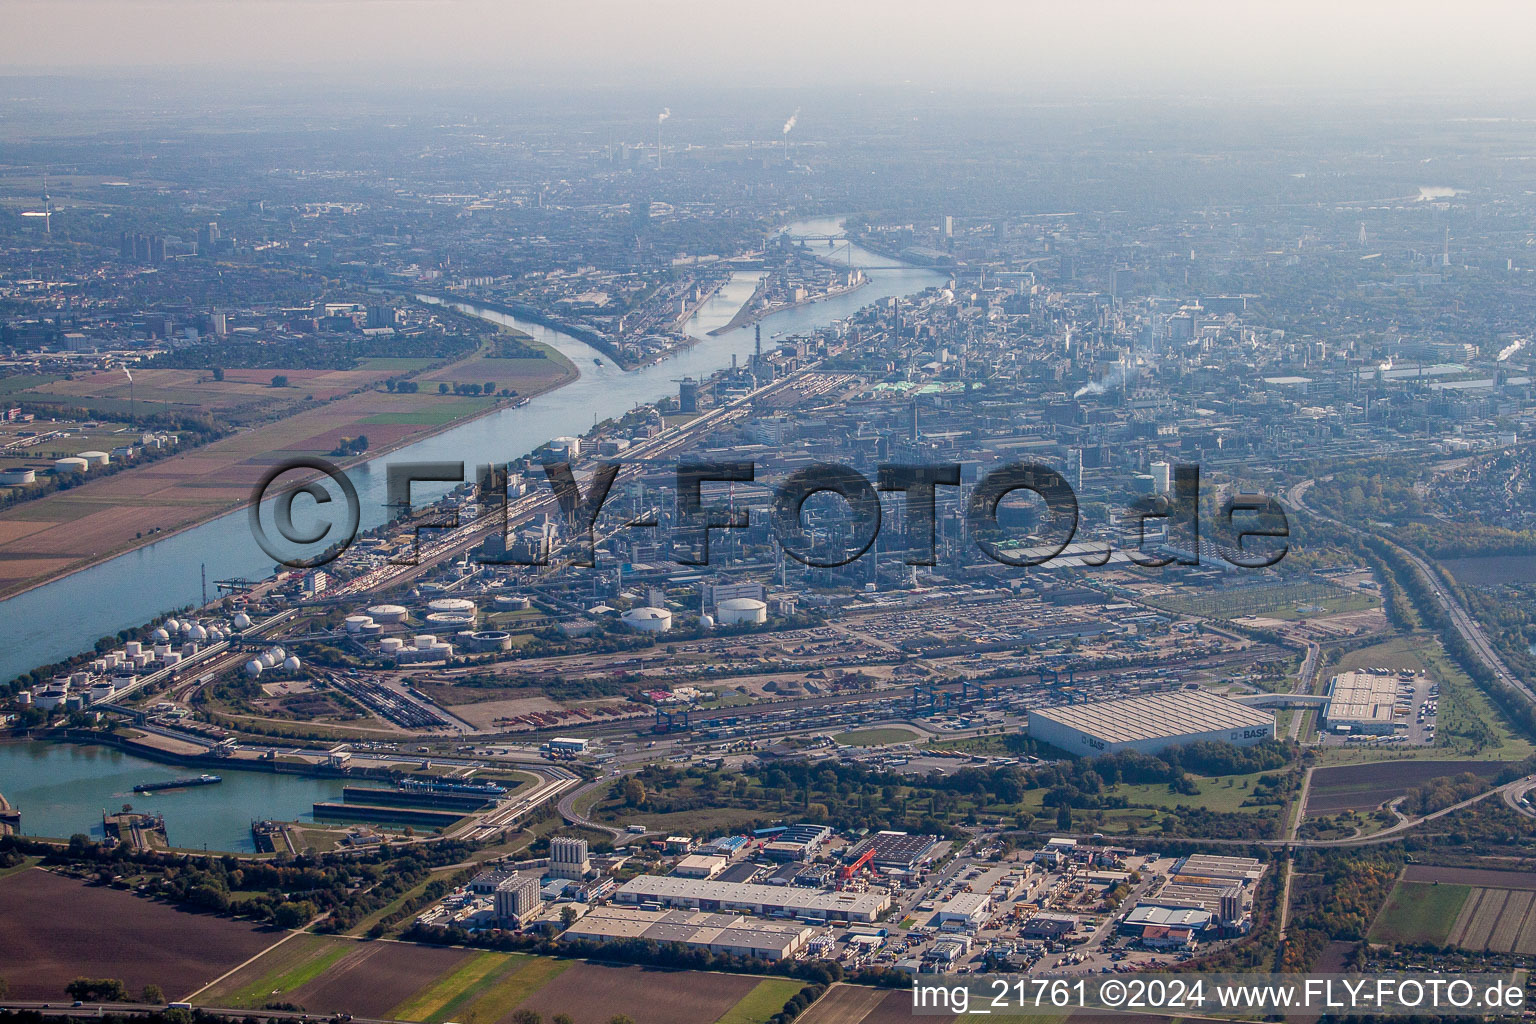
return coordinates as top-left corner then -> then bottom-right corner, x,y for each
1286,477 -> 1536,709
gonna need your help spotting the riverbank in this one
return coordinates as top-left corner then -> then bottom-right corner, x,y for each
413,289 -> 627,365
710,276 -> 871,336
707,276 -> 769,336
0,335 -> 580,610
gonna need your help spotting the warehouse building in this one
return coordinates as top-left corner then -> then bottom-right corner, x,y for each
1028,690 -> 1275,756
615,875 -> 890,922
1321,671 -> 1401,734
845,830 -> 940,871
936,891 -> 993,932
562,906 -> 812,961
761,822 -> 833,861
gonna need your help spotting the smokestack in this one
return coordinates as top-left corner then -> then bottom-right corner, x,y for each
656,108 -> 670,170
781,108 -> 799,162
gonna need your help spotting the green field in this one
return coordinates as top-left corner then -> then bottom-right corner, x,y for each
214,934 -> 348,1008
390,950 -> 508,1022
1107,770 -> 1285,814
715,978 -> 805,1024
453,956 -> 571,1023
835,727 -> 920,746
1369,881 -> 1471,945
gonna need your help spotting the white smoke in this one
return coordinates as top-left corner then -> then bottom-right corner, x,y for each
782,108 -> 800,135
1073,359 -> 1137,399
122,366 -> 133,383
1498,338 -> 1527,362
657,108 -> 670,124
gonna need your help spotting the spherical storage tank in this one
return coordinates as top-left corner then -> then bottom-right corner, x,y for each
367,604 -> 409,624
233,612 -> 252,629
282,655 -> 302,672
53,457 -> 89,475
716,597 -> 767,625
244,659 -> 263,677
621,606 -> 673,632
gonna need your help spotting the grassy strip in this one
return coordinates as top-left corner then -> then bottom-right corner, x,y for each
458,956 -> 572,1024
219,936 -> 347,1008
715,978 -> 806,1024
390,951 -> 506,1022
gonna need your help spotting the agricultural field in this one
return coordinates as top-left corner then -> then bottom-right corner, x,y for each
0,342 -> 576,599
1304,759 -> 1507,816
1447,887 -> 1536,953
0,868 -> 280,1000
1368,881 -> 1470,946
513,961 -> 763,1024
1371,867 -> 1536,952
195,932 -> 792,1024
794,984 -> 889,1024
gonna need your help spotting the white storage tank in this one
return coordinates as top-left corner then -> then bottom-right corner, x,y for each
78,450 -> 110,468
367,603 -> 409,624
244,659 -> 263,677
716,597 -> 768,625
427,597 -> 476,614
621,606 -> 673,632
53,457 -> 89,475
233,611 -> 252,629
151,627 -> 170,642
380,637 -> 404,654
493,594 -> 532,610
0,468 -> 36,486
282,655 -> 302,672
345,614 -> 375,634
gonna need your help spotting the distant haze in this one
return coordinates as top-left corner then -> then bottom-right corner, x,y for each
7,0 -> 1536,98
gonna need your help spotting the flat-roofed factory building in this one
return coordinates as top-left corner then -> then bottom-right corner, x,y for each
1321,671 -> 1401,735
1029,690 -> 1274,756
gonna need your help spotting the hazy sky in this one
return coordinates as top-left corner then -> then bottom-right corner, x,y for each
7,0 -> 1536,98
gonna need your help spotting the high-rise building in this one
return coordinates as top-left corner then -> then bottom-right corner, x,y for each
1067,449 -> 1084,492
366,304 -> 395,329
210,311 -> 228,337
549,836 -> 591,880
1151,461 -> 1172,495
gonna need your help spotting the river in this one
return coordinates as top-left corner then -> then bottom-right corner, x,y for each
0,739 -> 349,851
0,218 -> 943,683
